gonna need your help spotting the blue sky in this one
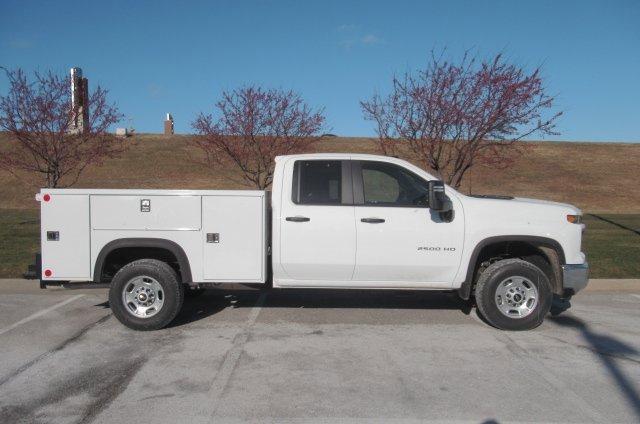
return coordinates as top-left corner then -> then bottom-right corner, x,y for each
1,0 -> 639,141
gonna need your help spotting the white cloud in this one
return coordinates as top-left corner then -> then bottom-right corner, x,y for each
338,33 -> 385,51
335,24 -> 385,50
361,34 -> 381,45
336,23 -> 358,32
339,39 -> 356,50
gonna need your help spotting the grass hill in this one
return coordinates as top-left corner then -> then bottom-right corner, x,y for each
0,133 -> 639,279
1,133 -> 639,212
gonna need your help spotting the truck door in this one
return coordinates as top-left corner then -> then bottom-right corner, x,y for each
278,160 -> 356,282
351,160 -> 464,285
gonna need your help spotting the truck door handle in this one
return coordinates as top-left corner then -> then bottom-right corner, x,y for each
361,217 -> 385,224
286,216 -> 310,222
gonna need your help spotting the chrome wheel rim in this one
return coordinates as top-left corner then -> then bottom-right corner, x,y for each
494,276 -> 538,319
122,276 -> 165,318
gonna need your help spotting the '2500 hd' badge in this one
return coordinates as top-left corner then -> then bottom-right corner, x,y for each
418,246 -> 456,251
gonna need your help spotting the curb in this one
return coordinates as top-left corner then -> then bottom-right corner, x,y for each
584,279 -> 640,292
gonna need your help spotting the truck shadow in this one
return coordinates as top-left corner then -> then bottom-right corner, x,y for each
548,314 -> 640,421
588,213 -> 640,236
171,289 -> 473,327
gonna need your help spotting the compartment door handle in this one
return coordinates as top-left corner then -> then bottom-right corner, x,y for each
361,217 -> 385,224
286,216 -> 311,222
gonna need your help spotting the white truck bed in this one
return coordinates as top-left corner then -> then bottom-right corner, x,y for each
39,189 -> 268,283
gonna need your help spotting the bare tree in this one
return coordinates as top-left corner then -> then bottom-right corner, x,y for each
361,52 -> 561,188
191,86 -> 325,189
0,67 -> 124,187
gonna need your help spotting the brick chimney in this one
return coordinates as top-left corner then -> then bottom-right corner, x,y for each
164,113 -> 174,135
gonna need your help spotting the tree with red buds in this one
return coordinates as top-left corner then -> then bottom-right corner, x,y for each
191,86 -> 325,189
0,67 -> 124,188
361,52 -> 562,189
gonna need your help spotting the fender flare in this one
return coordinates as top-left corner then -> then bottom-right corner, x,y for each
93,238 -> 193,283
458,235 -> 566,299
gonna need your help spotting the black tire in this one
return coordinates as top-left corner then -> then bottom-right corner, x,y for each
109,259 -> 184,331
474,258 -> 552,331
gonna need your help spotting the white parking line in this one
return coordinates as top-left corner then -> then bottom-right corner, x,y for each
0,294 -> 84,337
631,294 -> 640,300
246,291 -> 267,325
205,292 -> 267,421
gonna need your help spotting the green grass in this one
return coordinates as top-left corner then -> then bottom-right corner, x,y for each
0,209 -> 638,279
582,214 -> 640,278
0,209 -> 39,278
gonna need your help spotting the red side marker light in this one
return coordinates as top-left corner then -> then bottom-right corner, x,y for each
43,194 -> 51,202
44,269 -> 53,277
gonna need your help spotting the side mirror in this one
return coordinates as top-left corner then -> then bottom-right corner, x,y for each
428,180 -> 449,212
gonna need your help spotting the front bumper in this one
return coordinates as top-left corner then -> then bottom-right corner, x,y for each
562,262 -> 589,295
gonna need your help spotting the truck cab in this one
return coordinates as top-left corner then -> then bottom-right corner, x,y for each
272,154 -> 465,288
38,153 -> 589,331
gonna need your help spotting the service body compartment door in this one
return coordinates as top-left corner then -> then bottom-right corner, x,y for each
91,195 -> 201,231
41,194 -> 90,279
202,195 -> 265,282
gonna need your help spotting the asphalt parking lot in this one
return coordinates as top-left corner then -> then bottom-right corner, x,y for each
0,280 -> 639,423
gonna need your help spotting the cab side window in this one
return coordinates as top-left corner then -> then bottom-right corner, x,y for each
293,160 -> 343,205
360,161 -> 429,207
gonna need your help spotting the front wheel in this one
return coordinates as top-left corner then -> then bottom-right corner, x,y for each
474,258 -> 552,331
109,259 -> 184,331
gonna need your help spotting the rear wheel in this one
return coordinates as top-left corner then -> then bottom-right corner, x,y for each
109,259 -> 184,331
474,258 -> 552,331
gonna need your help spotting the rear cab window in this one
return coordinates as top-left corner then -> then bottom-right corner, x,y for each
292,160 -> 353,205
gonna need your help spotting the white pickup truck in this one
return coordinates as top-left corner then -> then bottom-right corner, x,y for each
37,153 -> 589,331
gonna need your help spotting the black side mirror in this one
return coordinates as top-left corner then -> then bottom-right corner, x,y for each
428,180 -> 449,212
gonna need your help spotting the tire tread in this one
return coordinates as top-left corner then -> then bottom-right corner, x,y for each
109,259 -> 184,331
475,258 -> 552,331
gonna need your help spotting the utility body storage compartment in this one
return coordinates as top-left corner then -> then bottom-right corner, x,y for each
40,193 -> 91,280
91,195 -> 202,231
202,195 -> 266,281
39,189 -> 267,284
